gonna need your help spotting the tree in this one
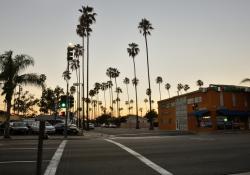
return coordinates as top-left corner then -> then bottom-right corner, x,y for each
241,78 -> 250,84
127,42 -> 140,128
127,43 -> 140,129
123,77 -> 130,115
0,51 -> 45,138
165,83 -> 171,98
138,18 -> 154,130
156,76 -> 163,100
77,5 -> 97,130
39,88 -> 55,114
106,67 -> 120,117
196,80 -> 204,89
177,83 -> 183,95
101,82 -> 108,113
184,84 -> 190,92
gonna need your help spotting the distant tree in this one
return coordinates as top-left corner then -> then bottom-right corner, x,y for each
165,83 -> 171,98
177,83 -> 183,95
156,76 -> 163,100
183,84 -> 190,92
123,77 -> 130,114
196,80 -> 204,89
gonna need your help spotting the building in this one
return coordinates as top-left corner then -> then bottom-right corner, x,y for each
158,84 -> 250,132
120,115 -> 150,128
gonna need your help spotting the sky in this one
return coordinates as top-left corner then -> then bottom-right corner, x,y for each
0,0 -> 250,114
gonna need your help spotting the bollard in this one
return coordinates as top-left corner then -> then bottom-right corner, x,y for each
36,121 -> 45,175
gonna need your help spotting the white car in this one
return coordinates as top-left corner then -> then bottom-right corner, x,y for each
31,121 -> 55,134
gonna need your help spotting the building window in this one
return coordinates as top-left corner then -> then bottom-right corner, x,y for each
198,116 -> 212,128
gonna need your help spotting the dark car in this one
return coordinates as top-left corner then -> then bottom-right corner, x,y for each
10,122 -> 29,134
54,123 -> 80,135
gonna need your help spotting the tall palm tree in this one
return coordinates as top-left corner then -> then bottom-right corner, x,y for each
184,84 -> 190,92
127,42 -> 140,128
196,80 -> 204,89
94,82 -> 101,117
0,51 -> 45,138
112,68 -> 120,118
138,18 -> 154,129
77,5 -> 97,130
106,69 -> 114,115
156,76 -> 163,100
165,83 -> 171,98
130,99 -> 134,114
123,77 -> 130,114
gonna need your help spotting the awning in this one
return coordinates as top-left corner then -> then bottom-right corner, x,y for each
217,109 -> 250,117
193,110 -> 210,117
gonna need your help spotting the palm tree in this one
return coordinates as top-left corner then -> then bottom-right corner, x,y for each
139,107 -> 143,117
106,80 -> 113,115
123,77 -> 130,114
184,84 -> 190,92
0,51 -> 45,138
127,42 -> 140,128
156,76 -> 163,100
106,68 -> 114,115
106,67 -> 120,117
165,83 -> 171,98
130,99 -> 134,114
241,78 -> 250,84
196,80 -> 204,89
138,18 -> 154,130
101,82 -> 108,113
77,5 -> 97,130
177,83 -> 183,95
115,87 -> 122,117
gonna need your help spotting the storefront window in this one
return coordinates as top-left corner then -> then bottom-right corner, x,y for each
198,116 -> 212,128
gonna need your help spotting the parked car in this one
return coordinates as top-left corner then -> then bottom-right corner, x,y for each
109,124 -> 117,128
31,121 -> 55,134
10,122 -> 29,134
88,123 -> 95,129
54,123 -> 80,135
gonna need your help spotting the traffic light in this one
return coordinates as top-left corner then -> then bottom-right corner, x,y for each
69,95 -> 74,108
67,46 -> 74,61
60,95 -> 67,108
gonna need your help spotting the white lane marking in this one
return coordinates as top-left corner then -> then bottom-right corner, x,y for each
0,160 -> 50,164
230,172 -> 250,175
44,140 -> 67,175
105,139 -> 173,175
110,136 -> 174,140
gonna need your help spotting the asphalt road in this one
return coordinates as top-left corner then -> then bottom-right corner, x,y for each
1,129 -> 250,175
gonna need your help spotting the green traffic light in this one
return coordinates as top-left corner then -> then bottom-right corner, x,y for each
61,103 -> 66,108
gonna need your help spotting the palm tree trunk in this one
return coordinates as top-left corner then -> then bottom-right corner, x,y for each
168,90 -> 170,98
133,57 -> 139,129
82,35 -> 85,130
126,84 -> 130,114
4,98 -> 11,138
86,34 -> 89,130
114,78 -> 119,117
103,89 -> 107,114
144,35 -> 153,130
159,83 -> 161,100
77,61 -> 81,128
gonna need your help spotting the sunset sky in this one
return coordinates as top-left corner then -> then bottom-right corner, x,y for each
1,0 -> 250,114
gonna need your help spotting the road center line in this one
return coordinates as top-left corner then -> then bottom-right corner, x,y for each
105,139 -> 173,175
0,160 -> 50,164
44,140 -> 67,175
